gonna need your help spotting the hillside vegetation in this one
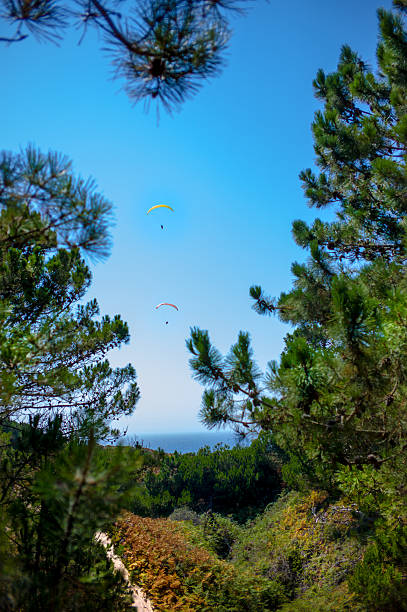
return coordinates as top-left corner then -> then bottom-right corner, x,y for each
110,487 -> 393,611
109,7 -> 407,604
1,1 -> 407,609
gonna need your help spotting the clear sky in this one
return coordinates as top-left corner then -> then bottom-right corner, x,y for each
1,0 -> 392,433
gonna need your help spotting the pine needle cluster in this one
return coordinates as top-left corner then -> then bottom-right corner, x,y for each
0,0 -> 250,111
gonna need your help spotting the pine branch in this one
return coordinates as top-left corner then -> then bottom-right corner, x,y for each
0,33 -> 27,41
87,0 -> 143,55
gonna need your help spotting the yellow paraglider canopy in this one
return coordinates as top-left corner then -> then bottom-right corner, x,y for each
147,204 -> 174,214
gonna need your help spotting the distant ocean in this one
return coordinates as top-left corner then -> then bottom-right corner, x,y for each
125,431 -> 246,454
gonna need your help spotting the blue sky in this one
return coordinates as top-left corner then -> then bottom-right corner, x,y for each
1,0 -> 392,433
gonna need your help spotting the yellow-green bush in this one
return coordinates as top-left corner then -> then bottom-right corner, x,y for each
232,490 -> 366,606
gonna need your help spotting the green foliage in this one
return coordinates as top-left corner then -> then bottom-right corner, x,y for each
186,3 -> 407,541
278,583 -> 364,612
181,511 -> 241,559
135,434 -> 283,521
182,6 -> 407,608
169,505 -> 202,524
349,526 -> 407,611
0,147 -> 139,432
230,491 -> 367,610
200,512 -> 240,559
0,146 -> 140,607
187,327 -> 276,435
0,424 -> 138,610
280,453 -> 317,492
0,530 -> 134,611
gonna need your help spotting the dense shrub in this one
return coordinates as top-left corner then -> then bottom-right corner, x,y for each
348,526 -> 407,611
278,583 -> 364,612
168,506 -> 202,525
231,491 -> 366,606
179,511 -> 241,560
111,491 -> 374,610
135,434 -> 283,521
109,491 -> 407,610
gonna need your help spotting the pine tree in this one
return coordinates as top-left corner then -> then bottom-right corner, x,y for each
0,146 -> 141,609
0,146 -> 139,432
187,1 -> 407,522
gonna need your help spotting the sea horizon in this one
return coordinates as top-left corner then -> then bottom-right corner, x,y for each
121,430 -> 248,453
